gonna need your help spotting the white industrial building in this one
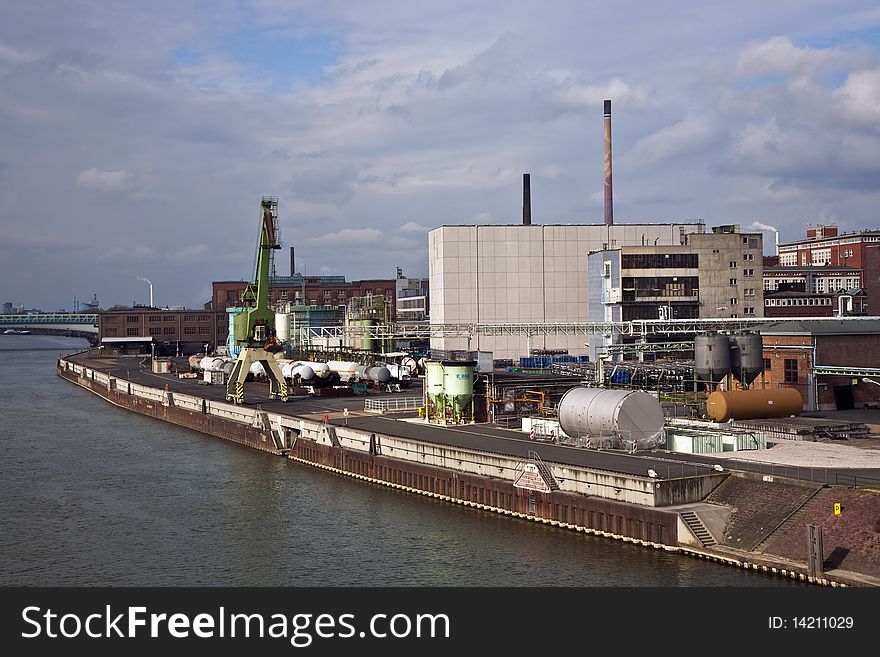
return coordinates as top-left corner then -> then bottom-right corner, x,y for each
428,222 -> 705,360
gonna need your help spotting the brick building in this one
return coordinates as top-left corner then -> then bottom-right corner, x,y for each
99,308 -> 229,355
211,275 -> 397,319
760,319 -> 880,411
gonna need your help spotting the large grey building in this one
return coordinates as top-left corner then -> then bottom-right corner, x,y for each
428,222 -> 705,360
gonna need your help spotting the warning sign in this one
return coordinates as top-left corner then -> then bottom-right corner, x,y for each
834,503 -> 841,515
514,463 -> 551,492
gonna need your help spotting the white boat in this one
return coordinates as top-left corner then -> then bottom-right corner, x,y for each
3,329 -> 30,334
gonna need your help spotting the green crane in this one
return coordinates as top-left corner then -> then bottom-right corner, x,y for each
225,197 -> 289,405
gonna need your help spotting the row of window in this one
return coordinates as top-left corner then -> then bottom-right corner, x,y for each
108,314 -> 217,323
765,298 -> 833,306
621,253 -> 699,269
104,327 -> 216,337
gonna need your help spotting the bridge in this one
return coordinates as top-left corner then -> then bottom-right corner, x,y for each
0,313 -> 99,344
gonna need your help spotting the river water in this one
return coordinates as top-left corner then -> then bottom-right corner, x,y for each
0,336 -> 800,586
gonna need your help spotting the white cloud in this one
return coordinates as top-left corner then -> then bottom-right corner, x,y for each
625,116 -> 714,169
550,77 -> 651,111
834,68 -> 880,127
399,221 -> 428,234
735,36 -> 838,78
308,227 -> 384,246
76,168 -> 135,194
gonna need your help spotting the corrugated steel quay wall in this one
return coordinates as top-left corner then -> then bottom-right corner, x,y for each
290,437 -> 679,545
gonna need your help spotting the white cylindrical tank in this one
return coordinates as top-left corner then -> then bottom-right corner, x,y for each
295,361 -> 329,379
328,360 -> 359,381
275,313 -> 291,342
249,361 -> 265,377
557,387 -> 665,448
280,362 -> 296,379
188,355 -> 203,370
293,365 -> 315,381
387,364 -> 412,380
198,356 -> 215,371
366,366 -> 391,383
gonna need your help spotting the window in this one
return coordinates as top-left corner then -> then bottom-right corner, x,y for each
730,278 -> 737,286
198,326 -> 210,335
743,237 -> 749,245
184,315 -> 196,322
104,327 -> 118,336
763,357 -> 771,372
324,291 -> 332,298
338,291 -> 347,298
127,316 -> 139,323
163,326 -> 175,335
127,328 -> 139,336
164,315 -> 174,322
744,307 -> 755,315
748,238 -> 759,249
184,326 -> 196,335
729,261 -> 737,268
198,315 -> 209,322
743,253 -> 755,261
743,268 -> 755,277
148,315 -> 162,322
784,359 -> 798,383
149,327 -> 161,335
744,288 -> 755,297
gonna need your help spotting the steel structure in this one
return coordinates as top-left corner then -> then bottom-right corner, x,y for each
0,313 -> 98,325
298,316 -> 880,343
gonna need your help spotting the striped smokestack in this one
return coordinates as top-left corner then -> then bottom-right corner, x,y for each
523,173 -> 531,225
603,99 -> 613,226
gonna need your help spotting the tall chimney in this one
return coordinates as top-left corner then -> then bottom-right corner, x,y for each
603,99 -> 613,226
290,246 -> 295,276
523,173 -> 531,225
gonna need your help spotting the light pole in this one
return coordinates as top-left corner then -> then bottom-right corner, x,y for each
862,378 -> 880,408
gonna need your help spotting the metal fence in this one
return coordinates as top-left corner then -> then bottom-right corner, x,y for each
364,397 -> 423,413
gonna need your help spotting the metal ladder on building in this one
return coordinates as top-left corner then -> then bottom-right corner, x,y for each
528,450 -> 560,491
680,510 -> 716,547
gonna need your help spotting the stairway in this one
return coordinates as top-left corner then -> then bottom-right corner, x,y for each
528,450 -> 560,491
681,510 -> 717,547
753,487 -> 824,553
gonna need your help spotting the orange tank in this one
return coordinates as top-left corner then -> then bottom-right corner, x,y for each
706,387 -> 803,423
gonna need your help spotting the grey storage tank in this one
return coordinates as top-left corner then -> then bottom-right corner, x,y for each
729,332 -> 764,387
694,332 -> 731,384
557,387 -> 665,449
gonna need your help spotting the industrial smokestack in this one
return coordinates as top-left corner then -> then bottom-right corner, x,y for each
523,173 -> 531,225
604,100 -> 613,226
290,246 -> 295,276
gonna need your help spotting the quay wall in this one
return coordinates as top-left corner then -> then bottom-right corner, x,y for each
55,357 -> 847,587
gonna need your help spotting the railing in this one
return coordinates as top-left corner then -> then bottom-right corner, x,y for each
835,473 -> 880,488
364,397 -> 423,413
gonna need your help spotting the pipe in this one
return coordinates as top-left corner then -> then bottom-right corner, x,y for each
290,246 -> 295,277
522,173 -> 531,225
603,99 -> 613,226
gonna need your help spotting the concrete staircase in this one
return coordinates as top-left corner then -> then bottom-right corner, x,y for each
681,511 -> 717,547
754,487 -> 824,553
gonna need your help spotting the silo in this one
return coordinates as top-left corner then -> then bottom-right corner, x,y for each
729,332 -> 764,387
424,361 -> 446,420
275,312 -> 291,342
358,319 -> 375,351
557,387 -> 665,449
694,333 -> 731,384
442,361 -> 476,423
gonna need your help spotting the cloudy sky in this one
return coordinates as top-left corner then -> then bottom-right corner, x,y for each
2,1 -> 880,311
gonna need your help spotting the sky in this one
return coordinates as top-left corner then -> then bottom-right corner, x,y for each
2,1 -> 880,311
